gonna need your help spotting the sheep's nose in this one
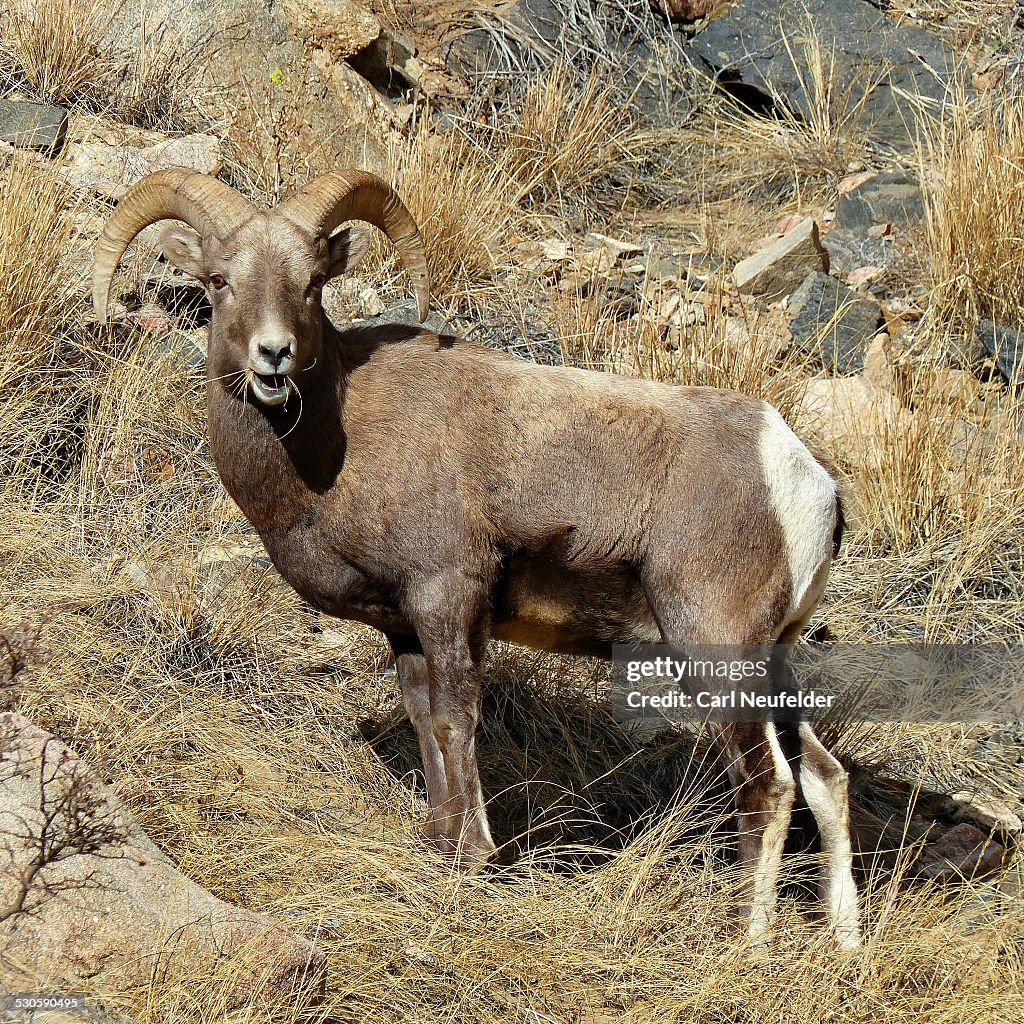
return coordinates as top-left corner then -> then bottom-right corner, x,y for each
258,342 -> 292,369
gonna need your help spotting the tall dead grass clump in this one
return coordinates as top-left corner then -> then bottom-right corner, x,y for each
921,89 -> 1024,328
0,0 -> 117,106
663,301 -> 811,420
108,6 -> 213,129
488,62 -> 645,215
0,156 -> 77,363
376,127 -> 518,302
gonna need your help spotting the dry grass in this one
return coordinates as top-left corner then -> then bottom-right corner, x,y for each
220,63 -> 515,306
0,0 -> 117,107
376,127 -> 519,302
0,0 -> 211,128
921,88 -> 1024,327
107,5 -> 212,129
0,157 -> 86,481
824,372 -> 1024,645
482,62 -> 650,217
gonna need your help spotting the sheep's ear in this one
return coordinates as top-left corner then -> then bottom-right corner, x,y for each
327,226 -> 370,280
159,224 -> 205,278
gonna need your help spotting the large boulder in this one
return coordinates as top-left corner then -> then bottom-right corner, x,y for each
99,0 -> 398,176
690,0 -> 970,149
447,0 -> 695,123
65,133 -> 222,200
279,0 -> 382,62
210,4 -> 401,179
0,713 -> 326,1009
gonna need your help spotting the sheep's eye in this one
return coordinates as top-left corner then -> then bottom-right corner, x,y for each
310,272 -> 327,290
209,273 -> 227,290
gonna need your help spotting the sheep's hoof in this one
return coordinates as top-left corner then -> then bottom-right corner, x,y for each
422,821 -> 495,872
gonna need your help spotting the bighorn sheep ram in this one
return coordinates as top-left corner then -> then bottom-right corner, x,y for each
93,168 -> 860,948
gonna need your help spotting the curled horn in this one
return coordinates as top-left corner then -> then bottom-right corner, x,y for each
279,171 -> 430,322
92,169 -> 253,324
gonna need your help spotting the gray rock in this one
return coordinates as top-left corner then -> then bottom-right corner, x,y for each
837,171 -> 925,229
788,271 -> 882,373
0,99 -> 68,155
733,217 -> 829,299
352,299 -> 449,335
822,227 -> 897,277
648,251 -> 721,282
159,329 -> 208,370
0,713 -> 326,1009
689,0 -> 970,150
976,319 -> 1023,383
946,329 -> 989,373
104,0 -> 228,59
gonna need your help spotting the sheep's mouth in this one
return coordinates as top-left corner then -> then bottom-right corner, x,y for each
250,373 -> 291,406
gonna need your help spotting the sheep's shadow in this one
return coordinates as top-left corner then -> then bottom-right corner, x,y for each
358,654 -> 947,880
359,657 -> 738,871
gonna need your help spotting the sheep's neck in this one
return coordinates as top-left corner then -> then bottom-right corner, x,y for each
206,342 -> 347,540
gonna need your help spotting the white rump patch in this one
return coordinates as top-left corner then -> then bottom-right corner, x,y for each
758,405 -> 837,621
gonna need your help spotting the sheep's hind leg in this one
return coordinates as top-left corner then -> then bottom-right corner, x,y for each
796,722 -> 861,949
714,719 -> 796,944
640,586 -> 795,944
776,618 -> 861,948
388,634 -> 452,851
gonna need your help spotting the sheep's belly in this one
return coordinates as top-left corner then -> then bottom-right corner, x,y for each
491,556 -> 660,658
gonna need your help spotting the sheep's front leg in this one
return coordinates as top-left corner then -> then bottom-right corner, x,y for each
388,634 -> 451,848
418,629 -> 496,868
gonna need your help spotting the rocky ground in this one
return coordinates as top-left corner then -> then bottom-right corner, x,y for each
0,0 -> 1023,1021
